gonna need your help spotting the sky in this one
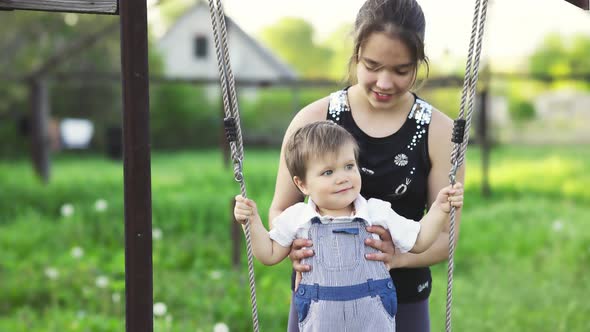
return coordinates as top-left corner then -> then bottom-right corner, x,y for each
216,0 -> 590,63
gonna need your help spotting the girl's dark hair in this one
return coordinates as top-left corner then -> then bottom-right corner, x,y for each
347,0 -> 429,86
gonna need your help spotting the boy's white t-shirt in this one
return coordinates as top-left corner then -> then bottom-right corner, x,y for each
268,195 -> 421,253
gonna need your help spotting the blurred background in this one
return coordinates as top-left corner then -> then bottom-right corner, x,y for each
0,0 -> 589,331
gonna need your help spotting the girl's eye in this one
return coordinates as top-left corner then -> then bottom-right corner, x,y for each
396,70 -> 411,76
322,170 -> 333,176
365,64 -> 379,72
345,164 -> 355,170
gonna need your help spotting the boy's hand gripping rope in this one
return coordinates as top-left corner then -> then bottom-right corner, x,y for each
446,1 -> 489,332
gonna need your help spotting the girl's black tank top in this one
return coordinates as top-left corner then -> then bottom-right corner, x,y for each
327,88 -> 433,303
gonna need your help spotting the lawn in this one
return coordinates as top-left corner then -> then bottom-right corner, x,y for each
0,145 -> 589,331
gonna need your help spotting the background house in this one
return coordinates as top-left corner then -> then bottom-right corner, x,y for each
156,1 -> 297,96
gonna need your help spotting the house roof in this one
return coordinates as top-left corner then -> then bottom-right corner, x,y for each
159,1 -> 297,80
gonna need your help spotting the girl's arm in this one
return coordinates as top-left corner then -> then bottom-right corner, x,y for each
394,108 -> 466,267
365,108 -> 466,268
234,196 -> 291,265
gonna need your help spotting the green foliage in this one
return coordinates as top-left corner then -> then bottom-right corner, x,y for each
509,99 -> 536,123
259,18 -> 333,78
239,87 -> 337,144
1,146 -> 590,331
150,84 -> 220,149
320,23 -> 354,81
529,33 -> 590,82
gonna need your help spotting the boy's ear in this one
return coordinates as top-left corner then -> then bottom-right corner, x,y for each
293,176 -> 309,196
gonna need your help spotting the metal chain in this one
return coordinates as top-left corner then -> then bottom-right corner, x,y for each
207,1 -> 259,331
447,1 -> 489,332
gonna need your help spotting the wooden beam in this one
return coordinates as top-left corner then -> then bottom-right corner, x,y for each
564,0 -> 589,10
119,0 -> 153,331
0,0 -> 118,14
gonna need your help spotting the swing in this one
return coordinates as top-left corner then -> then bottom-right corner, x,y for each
207,0 -> 490,331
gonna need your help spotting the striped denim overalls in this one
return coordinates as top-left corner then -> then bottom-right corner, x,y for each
294,216 -> 397,332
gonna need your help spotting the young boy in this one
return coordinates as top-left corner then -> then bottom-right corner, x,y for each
234,121 -> 463,332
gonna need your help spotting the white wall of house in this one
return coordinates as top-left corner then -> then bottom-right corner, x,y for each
157,5 -> 295,82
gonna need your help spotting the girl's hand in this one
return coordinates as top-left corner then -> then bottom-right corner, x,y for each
435,182 -> 464,213
365,225 -> 402,270
233,195 -> 259,224
289,238 -> 314,289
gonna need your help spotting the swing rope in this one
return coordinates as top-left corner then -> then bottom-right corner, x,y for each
446,0 -> 489,331
207,0 -> 259,331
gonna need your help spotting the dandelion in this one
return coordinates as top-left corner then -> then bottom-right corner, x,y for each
213,322 -> 229,332
112,292 -> 121,303
209,270 -> 222,280
44,267 -> 59,280
60,204 -> 74,217
64,13 -> 78,26
95,275 -> 109,289
153,302 -> 167,317
94,199 -> 108,212
71,246 -> 84,259
552,220 -> 564,232
152,227 -> 163,240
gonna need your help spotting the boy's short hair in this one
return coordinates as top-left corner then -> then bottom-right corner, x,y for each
284,120 -> 359,181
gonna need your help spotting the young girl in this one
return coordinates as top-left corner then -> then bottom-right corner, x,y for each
234,121 -> 463,331
269,1 -> 463,330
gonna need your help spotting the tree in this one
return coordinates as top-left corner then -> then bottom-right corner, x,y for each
258,17 -> 332,78
529,33 -> 590,80
321,23 -> 354,81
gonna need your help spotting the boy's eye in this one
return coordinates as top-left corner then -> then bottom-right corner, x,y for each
396,70 -> 411,76
322,170 -> 333,176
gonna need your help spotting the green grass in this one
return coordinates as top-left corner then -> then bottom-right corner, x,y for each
0,145 -> 589,331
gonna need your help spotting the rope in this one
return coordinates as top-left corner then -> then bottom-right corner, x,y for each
207,1 -> 259,331
446,1 -> 489,331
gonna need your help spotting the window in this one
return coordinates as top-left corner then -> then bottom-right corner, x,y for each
194,36 -> 208,58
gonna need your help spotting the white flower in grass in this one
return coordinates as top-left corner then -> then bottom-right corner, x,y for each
71,246 -> 84,259
112,292 -> 121,303
95,275 -> 109,288
153,302 -> 167,317
165,314 -> 173,324
552,220 -> 564,232
60,204 -> 74,217
152,228 -> 163,240
213,322 -> 229,332
94,199 -> 108,212
209,270 -> 222,280
44,267 -> 59,280
77,310 -> 86,318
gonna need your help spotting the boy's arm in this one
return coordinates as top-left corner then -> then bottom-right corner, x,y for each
243,213 -> 291,265
234,195 -> 291,265
411,184 -> 463,253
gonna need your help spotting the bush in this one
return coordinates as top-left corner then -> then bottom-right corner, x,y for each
150,83 -> 220,149
509,99 -> 536,123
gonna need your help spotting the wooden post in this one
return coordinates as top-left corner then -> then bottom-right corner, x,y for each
120,1 -> 153,331
29,77 -> 50,183
478,88 -> 491,197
